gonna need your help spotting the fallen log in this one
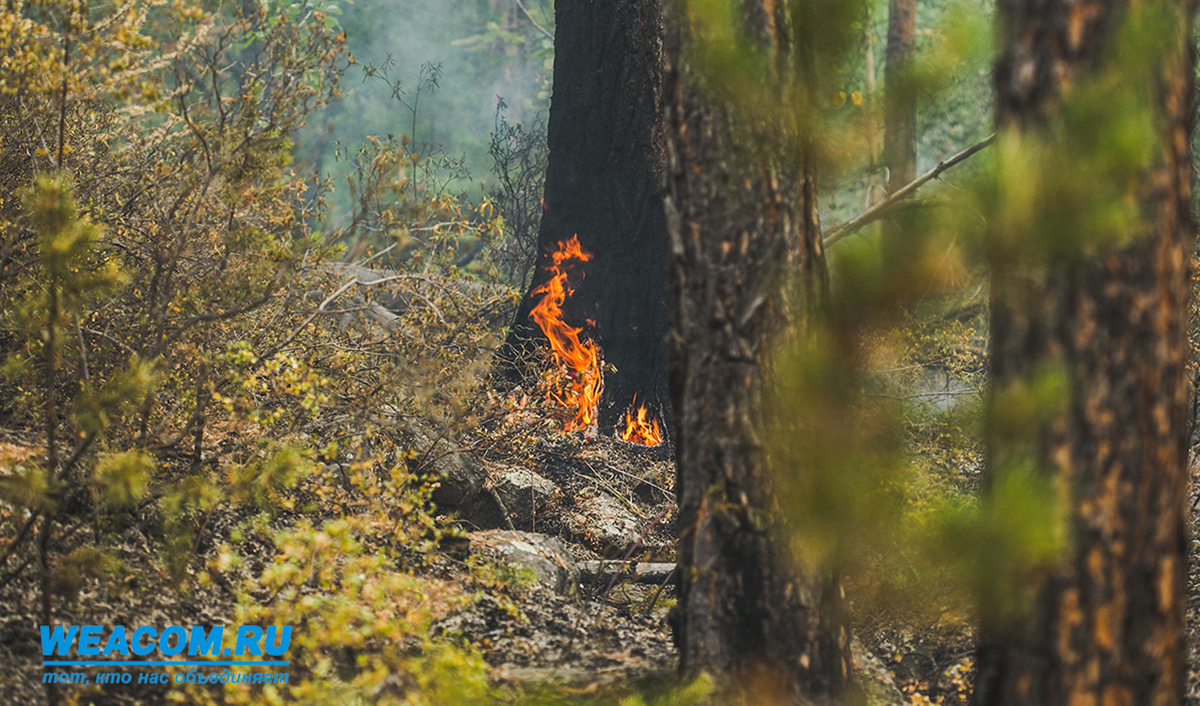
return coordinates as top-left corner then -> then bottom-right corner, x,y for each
579,561 -> 675,585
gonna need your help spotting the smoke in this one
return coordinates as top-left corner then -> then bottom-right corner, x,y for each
301,0 -> 553,206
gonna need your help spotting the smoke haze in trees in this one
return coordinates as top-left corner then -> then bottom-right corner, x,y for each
300,0 -> 554,208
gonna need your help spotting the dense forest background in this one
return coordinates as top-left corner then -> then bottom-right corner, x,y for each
0,0 -> 1194,704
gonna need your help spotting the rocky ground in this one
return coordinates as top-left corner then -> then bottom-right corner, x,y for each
9,420 -> 1200,706
432,432 -> 923,704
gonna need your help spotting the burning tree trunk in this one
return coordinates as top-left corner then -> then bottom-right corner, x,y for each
662,1 -> 847,701
499,0 -> 670,438
974,0 -> 1195,703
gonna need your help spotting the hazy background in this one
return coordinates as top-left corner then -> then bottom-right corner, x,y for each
299,0 -> 993,238
298,0 -> 555,214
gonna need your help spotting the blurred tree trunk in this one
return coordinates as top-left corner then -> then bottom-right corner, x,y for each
882,0 -> 916,192
499,0 -> 670,434
974,0 -> 1195,704
662,1 -> 847,702
881,0 -> 915,249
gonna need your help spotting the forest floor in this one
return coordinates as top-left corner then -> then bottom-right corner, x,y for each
4,424 -> 1200,704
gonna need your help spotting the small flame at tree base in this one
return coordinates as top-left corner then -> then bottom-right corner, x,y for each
530,236 -> 664,446
622,398 -> 664,446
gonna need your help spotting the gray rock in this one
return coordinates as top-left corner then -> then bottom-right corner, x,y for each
455,488 -> 512,530
565,490 -> 642,558
470,530 -> 580,597
428,452 -> 481,506
851,640 -> 907,706
399,420 -> 482,507
494,468 -> 556,527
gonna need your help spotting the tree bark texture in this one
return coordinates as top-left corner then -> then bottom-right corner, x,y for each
882,0 -> 916,191
663,2 -> 847,701
881,0 -> 916,255
975,1 -> 1196,705
500,0 -> 670,434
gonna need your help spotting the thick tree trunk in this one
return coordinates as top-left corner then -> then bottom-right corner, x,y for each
499,0 -> 669,435
974,1 -> 1195,704
662,2 -> 847,702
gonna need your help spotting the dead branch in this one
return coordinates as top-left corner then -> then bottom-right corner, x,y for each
581,561 -> 675,585
823,133 -> 996,248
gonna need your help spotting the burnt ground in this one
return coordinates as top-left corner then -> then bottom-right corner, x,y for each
6,428 -> 1200,705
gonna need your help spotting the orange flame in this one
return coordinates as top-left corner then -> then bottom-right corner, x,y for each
529,235 -> 603,432
621,397 -> 663,446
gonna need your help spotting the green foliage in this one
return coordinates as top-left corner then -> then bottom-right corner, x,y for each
822,0 -> 994,227
0,1 -> 521,701
934,462 -> 1067,622
913,4 -> 1180,275
0,460 -> 53,512
94,449 -> 154,509
776,0 -> 1181,673
227,446 -> 309,509
73,358 -> 157,436
191,460 -> 493,704
53,545 -> 121,602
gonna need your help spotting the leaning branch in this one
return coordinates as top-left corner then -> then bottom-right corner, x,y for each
822,133 -> 996,248
514,0 -> 553,41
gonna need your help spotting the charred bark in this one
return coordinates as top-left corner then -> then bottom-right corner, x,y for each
974,1 -> 1195,704
498,0 -> 670,435
663,1 -> 847,702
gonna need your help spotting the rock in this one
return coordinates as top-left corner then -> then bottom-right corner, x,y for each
494,468 -> 556,527
470,530 -> 580,597
428,452 -> 481,506
455,488 -> 512,530
565,490 -> 642,558
851,640 -> 907,706
398,420 -> 483,507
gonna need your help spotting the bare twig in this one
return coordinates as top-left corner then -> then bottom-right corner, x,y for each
56,36 -> 71,169
264,278 -> 358,359
823,133 -> 996,248
75,321 -> 89,385
580,561 -> 674,584
0,514 -> 38,571
513,0 -> 553,41
643,565 -> 676,616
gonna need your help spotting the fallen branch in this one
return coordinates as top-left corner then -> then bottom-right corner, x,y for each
823,133 -> 996,248
581,561 -> 675,585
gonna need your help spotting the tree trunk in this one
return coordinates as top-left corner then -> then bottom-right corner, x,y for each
974,1 -> 1195,704
662,1 -> 847,701
882,0 -> 916,192
499,0 -> 670,435
881,0 -> 916,249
